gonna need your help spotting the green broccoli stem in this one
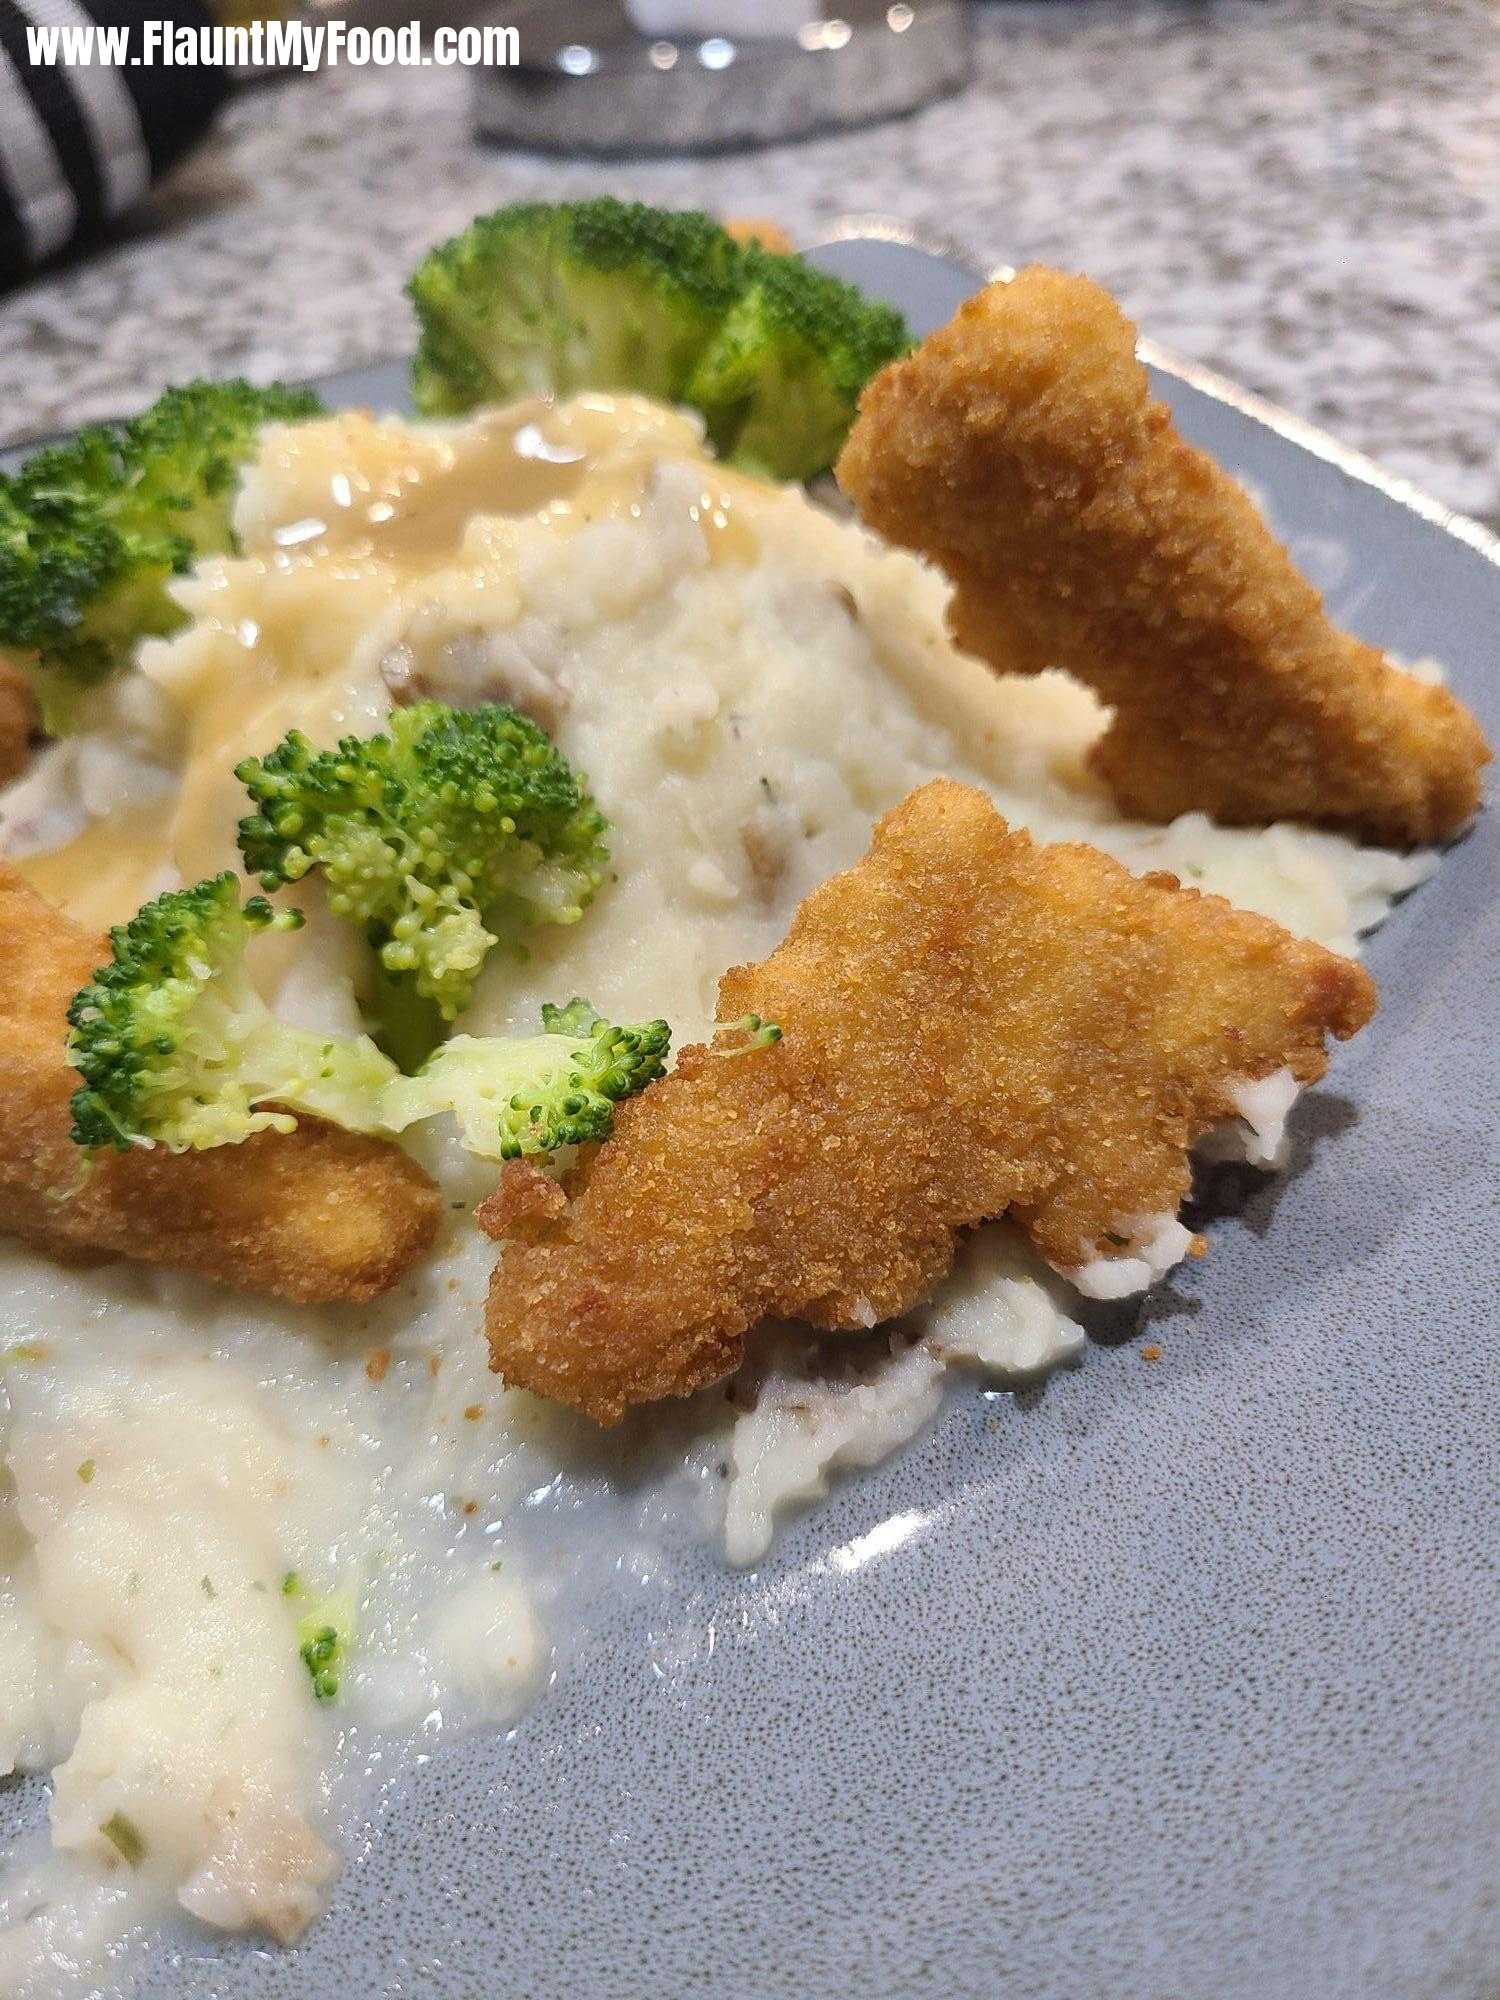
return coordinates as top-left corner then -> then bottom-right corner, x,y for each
235,1020 -> 395,1136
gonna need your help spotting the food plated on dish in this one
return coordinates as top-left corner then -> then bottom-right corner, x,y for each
0,202 -> 1488,1993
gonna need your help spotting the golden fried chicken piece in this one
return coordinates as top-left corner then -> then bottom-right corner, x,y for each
0,864 -> 441,1303
836,268 -> 1490,847
487,779 -> 1374,1422
0,654 -> 38,785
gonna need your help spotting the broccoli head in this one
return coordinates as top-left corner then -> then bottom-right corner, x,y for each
686,249 -> 911,481
284,1575 -> 357,1704
0,427 -> 188,730
66,873 -> 398,1153
236,701 -> 609,1030
381,997 -> 670,1162
0,379 -> 322,732
118,379 -> 323,557
406,200 -> 910,480
409,198 -> 741,419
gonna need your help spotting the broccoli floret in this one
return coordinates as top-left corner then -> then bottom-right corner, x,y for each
117,379 -> 323,557
66,873 -> 398,1153
406,200 -> 910,478
287,1581 -> 356,1704
0,379 -> 322,732
0,430 -> 187,733
236,702 -> 608,1037
381,997 -> 670,1161
300,1622 -> 343,1703
686,249 -> 911,480
409,198 -> 742,419
718,1011 -> 783,1055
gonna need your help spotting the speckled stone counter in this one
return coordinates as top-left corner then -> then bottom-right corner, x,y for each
1,0 -> 1496,524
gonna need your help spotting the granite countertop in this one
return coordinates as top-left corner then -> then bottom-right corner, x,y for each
0,0 -> 1495,526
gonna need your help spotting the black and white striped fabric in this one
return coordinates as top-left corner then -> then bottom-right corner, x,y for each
0,0 -> 230,287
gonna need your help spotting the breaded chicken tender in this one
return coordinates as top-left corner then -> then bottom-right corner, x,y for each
0,653 -> 37,785
487,779 -> 1375,1423
836,269 -> 1490,847
0,864 -> 441,1303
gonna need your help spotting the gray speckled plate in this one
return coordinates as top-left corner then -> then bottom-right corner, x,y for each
8,237 -> 1499,1999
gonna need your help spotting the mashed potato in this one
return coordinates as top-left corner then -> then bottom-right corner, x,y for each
0,399 -> 1433,1993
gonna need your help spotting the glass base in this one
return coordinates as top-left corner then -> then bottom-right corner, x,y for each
472,0 -> 972,156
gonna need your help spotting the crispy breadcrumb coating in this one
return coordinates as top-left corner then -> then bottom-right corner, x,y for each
475,1161 -> 568,1241
0,653 -> 37,785
486,780 -> 1375,1423
836,268 -> 1489,847
0,864 -> 441,1303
